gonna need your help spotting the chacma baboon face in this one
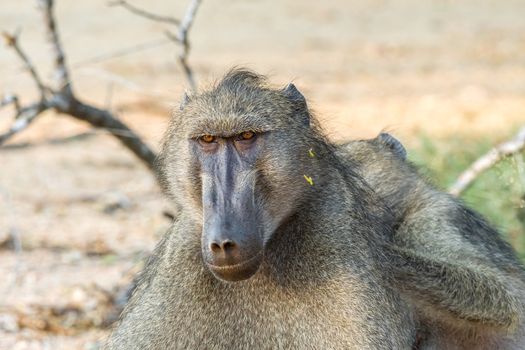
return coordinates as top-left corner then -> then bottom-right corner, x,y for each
161,70 -> 314,282
193,130 -> 265,282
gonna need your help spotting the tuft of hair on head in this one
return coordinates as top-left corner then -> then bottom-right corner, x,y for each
179,91 -> 191,111
215,68 -> 268,92
377,132 -> 407,160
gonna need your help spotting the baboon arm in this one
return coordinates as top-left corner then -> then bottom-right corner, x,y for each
387,245 -> 520,330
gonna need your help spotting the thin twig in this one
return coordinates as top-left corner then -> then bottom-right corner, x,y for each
71,38 -> 172,68
449,126 -> 525,196
1,131 -> 96,150
76,66 -> 173,100
38,0 -> 72,95
165,29 -> 195,90
175,0 -> 201,90
108,0 -> 180,26
0,102 -> 48,145
113,0 -> 202,90
1,94 -> 20,112
1,127 -> 162,150
2,32 -> 48,99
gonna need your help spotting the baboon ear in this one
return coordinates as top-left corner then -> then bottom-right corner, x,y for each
378,133 -> 407,160
282,83 -> 310,126
179,92 -> 191,111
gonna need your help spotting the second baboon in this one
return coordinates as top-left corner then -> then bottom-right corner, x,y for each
340,134 -> 525,349
105,70 -> 416,349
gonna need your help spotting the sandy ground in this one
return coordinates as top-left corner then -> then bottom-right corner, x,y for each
1,0 -> 525,348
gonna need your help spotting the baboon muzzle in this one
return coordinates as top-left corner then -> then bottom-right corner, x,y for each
200,150 -> 264,282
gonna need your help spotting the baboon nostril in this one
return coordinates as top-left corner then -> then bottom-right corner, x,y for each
210,240 -> 237,254
222,240 -> 236,252
210,242 -> 222,253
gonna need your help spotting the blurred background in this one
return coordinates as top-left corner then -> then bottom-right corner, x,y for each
1,0 -> 524,348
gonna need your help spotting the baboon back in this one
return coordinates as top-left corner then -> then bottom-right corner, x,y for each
340,134 -> 525,349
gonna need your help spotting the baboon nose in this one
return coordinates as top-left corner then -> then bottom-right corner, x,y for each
204,232 -> 264,281
209,239 -> 237,255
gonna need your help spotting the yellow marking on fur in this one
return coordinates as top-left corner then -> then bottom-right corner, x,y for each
303,175 -> 314,186
308,148 -> 315,157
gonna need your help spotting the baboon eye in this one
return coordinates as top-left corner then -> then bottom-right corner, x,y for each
199,134 -> 216,143
239,131 -> 255,140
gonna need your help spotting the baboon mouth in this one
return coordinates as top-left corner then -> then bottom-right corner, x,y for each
206,251 -> 264,282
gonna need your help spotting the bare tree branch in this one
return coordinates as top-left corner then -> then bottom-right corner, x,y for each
2,32 -> 48,98
108,0 -> 180,26
0,29 -> 49,145
165,30 -> 196,88
0,102 -> 49,145
449,126 -> 525,196
1,94 -> 20,111
174,0 -> 201,90
38,0 -> 72,95
2,0 -> 159,177
112,0 -> 202,90
56,96 -> 158,171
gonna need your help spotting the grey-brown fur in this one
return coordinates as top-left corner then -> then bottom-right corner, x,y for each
105,70 -> 416,349
340,134 -> 525,349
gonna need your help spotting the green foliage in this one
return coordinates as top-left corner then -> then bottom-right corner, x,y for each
409,133 -> 525,260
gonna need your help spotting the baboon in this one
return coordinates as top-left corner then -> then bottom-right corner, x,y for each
340,134 -> 525,349
105,69 -> 417,349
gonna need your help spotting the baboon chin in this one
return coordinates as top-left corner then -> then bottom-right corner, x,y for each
205,251 -> 264,282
